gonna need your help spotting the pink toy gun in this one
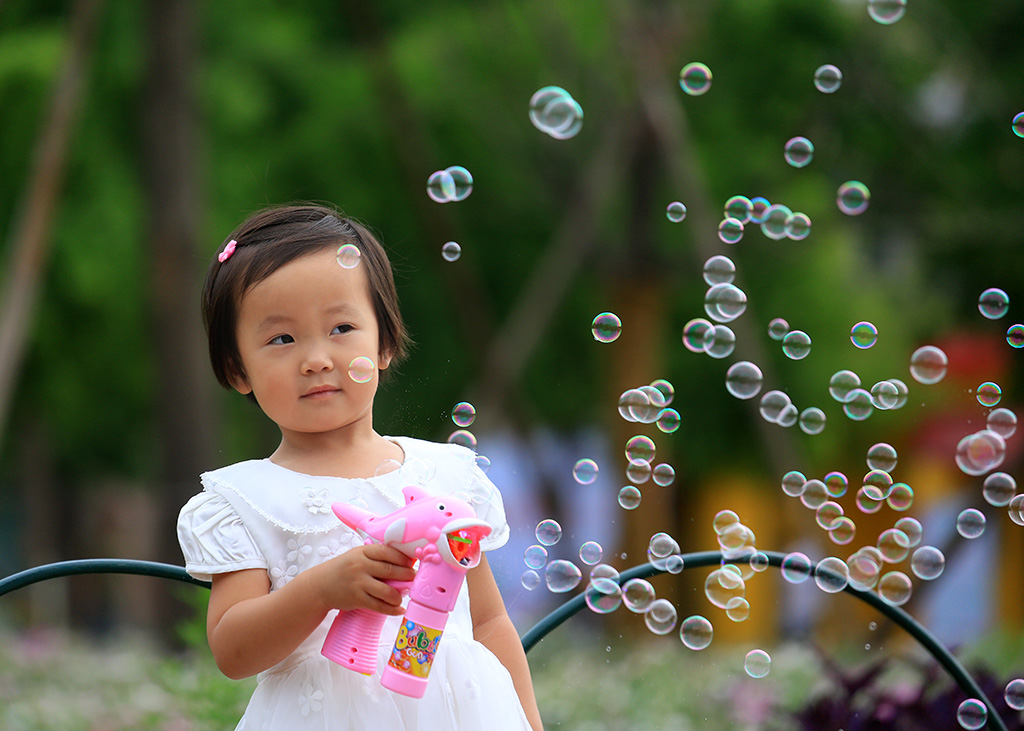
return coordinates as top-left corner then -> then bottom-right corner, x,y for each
321,485 -> 491,698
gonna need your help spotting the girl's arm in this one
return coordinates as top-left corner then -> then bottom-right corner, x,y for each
467,555 -> 544,731
207,544 -> 415,679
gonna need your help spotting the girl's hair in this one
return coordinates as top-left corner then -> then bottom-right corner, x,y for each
201,204 -> 410,390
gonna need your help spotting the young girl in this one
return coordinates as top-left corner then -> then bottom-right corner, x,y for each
177,205 -> 543,730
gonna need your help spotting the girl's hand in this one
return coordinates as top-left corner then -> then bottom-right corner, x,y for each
316,543 -> 416,615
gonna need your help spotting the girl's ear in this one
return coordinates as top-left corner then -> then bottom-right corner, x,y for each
378,350 -> 392,371
227,370 -> 253,395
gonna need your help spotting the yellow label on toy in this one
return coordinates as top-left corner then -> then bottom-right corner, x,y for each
389,620 -> 443,679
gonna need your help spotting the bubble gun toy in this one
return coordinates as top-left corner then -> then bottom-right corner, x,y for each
321,485 -> 491,698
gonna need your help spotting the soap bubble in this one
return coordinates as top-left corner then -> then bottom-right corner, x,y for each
536,519 -> 562,546
705,567 -> 746,608
622,578 -> 657,613
829,517 -> 857,545
848,551 -> 882,590
680,615 -> 714,650
829,370 -> 861,402
626,459 -> 652,484
866,443 -> 898,472
447,429 -> 477,450
784,136 -> 814,168
348,356 -> 376,383
815,501 -> 844,530
374,458 -> 402,477
579,541 -> 603,566
824,472 -> 849,498
895,517 -> 923,547
545,560 -> 582,593
1015,113 -> 1024,138
911,546 -> 945,580
781,470 -> 807,497
910,345 -> 948,384
837,181 -> 871,215
401,457 -> 436,484
760,390 -> 792,423
976,381 -> 1002,407
703,255 -> 736,285
521,570 -> 540,590
868,0 -> 907,25
750,197 -> 770,223
982,472 -> 1016,506
718,217 -> 745,244
1007,324 -> 1024,348
703,325 -> 736,358
800,479 -> 828,509
744,649 -> 772,678
956,508 -> 986,539
814,557 -> 850,593
585,577 -> 622,615
657,408 -> 681,433
625,435 -> 656,464
335,243 -> 361,269
778,404 -> 799,428
441,241 -> 461,262
452,402 -> 476,427
726,361 -> 764,400
650,379 -> 674,405
749,552 -> 770,573
1011,495 -> 1024,527
781,552 -> 812,584
851,321 -> 878,349
799,407 -> 827,435
666,201 -> 687,222
877,571 -> 913,606
761,204 -> 793,240
878,528 -> 910,563
870,380 -> 900,409
724,195 -> 753,223
573,458 -> 599,485
591,312 -> 622,343
887,483 -> 915,511
524,544 -> 548,570
1006,679 -> 1024,710
426,169 -> 456,203
814,64 -> 843,93
888,378 -> 911,409
618,485 -> 642,510
652,463 -> 676,487
645,599 -> 678,635
705,283 -> 748,323
782,330 -> 812,359
978,287 -> 1010,319
442,166 -> 473,202
768,317 -> 790,341
956,699 -> 988,730
986,408 -> 1017,439
725,597 -> 750,622
682,318 -> 714,353
679,62 -> 713,95
529,86 -> 583,139
785,212 -> 812,240
955,430 -> 1006,476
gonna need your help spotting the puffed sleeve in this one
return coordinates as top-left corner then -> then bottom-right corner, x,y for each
177,491 -> 267,582
466,461 -> 510,552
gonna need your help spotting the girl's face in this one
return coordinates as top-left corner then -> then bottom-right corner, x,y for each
230,248 -> 388,440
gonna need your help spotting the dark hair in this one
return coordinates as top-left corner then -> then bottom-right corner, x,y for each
201,204 -> 410,392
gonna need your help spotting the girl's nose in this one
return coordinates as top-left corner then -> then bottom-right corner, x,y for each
301,345 -> 333,374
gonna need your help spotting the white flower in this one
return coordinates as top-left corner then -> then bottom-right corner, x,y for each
299,683 -> 324,716
286,538 -> 313,565
302,487 -> 333,515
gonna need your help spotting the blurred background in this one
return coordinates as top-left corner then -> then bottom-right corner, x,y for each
0,0 -> 1023,726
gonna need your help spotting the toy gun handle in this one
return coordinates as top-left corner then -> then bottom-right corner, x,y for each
321,607 -> 387,675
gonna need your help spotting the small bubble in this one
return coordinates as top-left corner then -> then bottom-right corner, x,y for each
956,699 -> 988,730
829,517 -> 857,545
976,381 -> 1002,407
784,136 -> 814,168
523,544 -> 548,570
521,570 -> 540,590
844,389 -> 875,421
545,560 -> 582,593
744,649 -> 771,678
813,64 -> 843,93
887,483 -> 915,511
585,578 -> 622,615
851,321 -> 878,349
829,370 -> 861,402
955,430 -> 1007,476
374,459 -> 401,477
347,356 -> 376,383
451,401 -> 476,427
652,463 -> 676,487
749,552 -> 770,573
447,429 -> 477,450
982,472 -> 1016,507
988,408 -> 1018,438
536,519 -> 562,546
1011,495 -> 1024,527
799,407 -> 827,435
718,217 -> 745,244
617,485 -> 642,510
704,283 -> 748,323
800,479 -> 828,509
785,212 -> 812,240
426,169 -> 456,203
645,598 -> 679,635
1007,324 -> 1024,348
895,517 -> 923,547
441,241 -> 462,262
781,470 -> 807,497
909,345 -> 948,385
760,390 -> 792,424
978,287 -> 1010,319
529,86 -> 583,139
622,578 -> 657,613
824,471 -> 849,498
573,458 -> 599,485
591,312 -> 622,343
868,0 -> 907,25
1014,113 -> 1024,138
956,508 -> 986,539
625,459 -> 652,485
1006,679 -> 1024,711
680,615 -> 714,650
679,62 -> 713,96
768,317 -> 790,341
666,201 -> 687,222
878,528 -> 910,563
910,546 -> 945,580
781,552 -> 812,584
814,557 -> 850,593
650,378 -> 675,405
657,407 -> 681,433
703,324 -> 736,359
579,541 -> 604,565
725,597 -> 750,622
682,318 -> 714,353
725,361 -> 764,400
837,181 -> 871,215
761,204 -> 793,240
782,330 -> 812,360
877,571 -> 913,606
335,243 -> 361,269
871,380 -> 900,410
724,195 -> 753,223
866,443 -> 898,472
704,567 -> 745,608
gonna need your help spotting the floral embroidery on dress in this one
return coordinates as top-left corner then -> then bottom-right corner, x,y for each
270,536 -> 313,589
318,532 -> 360,559
302,486 -> 333,515
299,682 -> 325,716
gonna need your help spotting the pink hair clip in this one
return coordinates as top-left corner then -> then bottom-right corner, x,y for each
218,239 -> 237,263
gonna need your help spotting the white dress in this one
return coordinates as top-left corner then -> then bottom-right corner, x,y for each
177,436 -> 532,731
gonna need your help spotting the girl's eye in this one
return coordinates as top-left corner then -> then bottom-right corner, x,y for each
269,334 -> 294,345
332,324 -> 353,335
